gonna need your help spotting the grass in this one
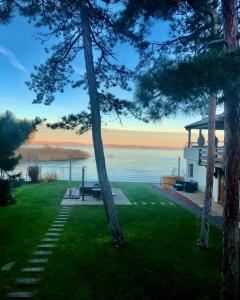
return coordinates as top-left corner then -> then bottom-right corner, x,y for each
17,146 -> 89,162
0,181 -> 222,300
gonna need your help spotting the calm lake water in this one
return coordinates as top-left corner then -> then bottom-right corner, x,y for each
16,146 -> 186,183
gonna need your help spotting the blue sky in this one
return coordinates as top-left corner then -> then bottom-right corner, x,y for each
0,14 -> 220,133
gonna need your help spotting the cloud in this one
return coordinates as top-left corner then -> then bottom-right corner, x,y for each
0,45 -> 27,72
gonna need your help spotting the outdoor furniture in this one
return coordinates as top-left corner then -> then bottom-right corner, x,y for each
80,185 -> 94,195
174,183 -> 184,191
184,181 -> 197,193
79,183 -> 102,200
92,187 -> 102,199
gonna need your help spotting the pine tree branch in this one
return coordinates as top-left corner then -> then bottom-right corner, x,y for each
152,23 -> 210,51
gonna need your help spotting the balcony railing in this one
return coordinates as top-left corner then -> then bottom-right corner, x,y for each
199,147 -> 224,169
186,141 -> 224,148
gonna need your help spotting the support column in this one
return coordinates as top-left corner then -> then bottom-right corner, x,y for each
188,129 -> 191,147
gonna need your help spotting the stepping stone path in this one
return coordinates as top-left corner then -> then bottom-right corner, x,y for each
42,238 -> 59,242
33,251 -> 53,256
131,201 -> 177,206
58,213 -> 70,216
132,201 -> 175,206
21,267 -> 44,273
1,261 -> 15,271
48,228 -> 63,232
38,244 -> 56,249
45,232 -> 61,237
15,278 -> 39,285
6,291 -> 33,298
53,220 -> 66,223
6,206 -> 73,298
29,259 -> 48,264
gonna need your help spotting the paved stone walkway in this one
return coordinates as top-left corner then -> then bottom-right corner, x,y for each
62,188 -> 131,206
148,184 -> 224,228
6,205 -> 73,298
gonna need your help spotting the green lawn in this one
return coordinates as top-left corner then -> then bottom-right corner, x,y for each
0,182 -> 222,300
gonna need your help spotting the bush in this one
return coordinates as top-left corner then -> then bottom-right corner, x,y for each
28,165 -> 40,183
43,171 -> 58,183
0,179 -> 15,205
10,178 -> 25,188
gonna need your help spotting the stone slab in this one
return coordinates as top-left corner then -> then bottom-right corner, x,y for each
57,214 -> 70,217
29,259 -> 48,264
61,188 -> 131,206
51,224 -> 64,227
6,291 -> 33,298
33,251 -> 52,256
42,238 -> 59,242
45,232 -> 61,237
52,221 -> 65,224
48,228 -> 63,232
15,278 -> 39,285
1,261 -> 15,271
21,267 -> 44,272
38,244 -> 55,248
53,220 -> 66,223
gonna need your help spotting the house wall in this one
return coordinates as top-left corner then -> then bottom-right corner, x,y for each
184,147 -> 219,203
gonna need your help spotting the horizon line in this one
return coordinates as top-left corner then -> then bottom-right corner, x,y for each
26,140 -> 184,150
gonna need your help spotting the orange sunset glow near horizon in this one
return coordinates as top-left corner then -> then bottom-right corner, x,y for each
27,124 -> 224,149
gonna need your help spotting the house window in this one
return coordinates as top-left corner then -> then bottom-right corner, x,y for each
189,164 -> 194,178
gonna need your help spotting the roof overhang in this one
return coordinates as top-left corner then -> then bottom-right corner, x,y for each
185,113 -> 224,130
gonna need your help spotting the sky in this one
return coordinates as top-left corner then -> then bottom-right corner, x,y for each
0,12 -> 223,148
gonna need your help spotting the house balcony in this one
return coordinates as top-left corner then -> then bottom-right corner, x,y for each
184,145 -> 224,170
199,147 -> 224,169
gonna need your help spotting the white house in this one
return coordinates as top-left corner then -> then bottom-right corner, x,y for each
184,114 -> 224,205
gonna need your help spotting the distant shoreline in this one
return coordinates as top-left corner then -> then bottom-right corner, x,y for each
17,147 -> 90,163
27,141 -> 184,150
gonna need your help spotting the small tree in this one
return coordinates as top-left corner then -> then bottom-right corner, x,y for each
27,165 -> 40,183
0,111 -> 41,203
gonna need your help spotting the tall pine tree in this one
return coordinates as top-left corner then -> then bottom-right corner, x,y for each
117,0 -> 240,297
117,0 -> 220,249
12,0 -> 142,247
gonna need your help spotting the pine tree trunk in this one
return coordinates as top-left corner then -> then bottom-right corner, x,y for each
221,0 -> 240,299
199,94 -> 216,248
80,3 -> 125,247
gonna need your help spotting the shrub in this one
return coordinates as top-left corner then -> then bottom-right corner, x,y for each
43,171 -> 58,183
28,165 -> 40,183
0,179 -> 15,205
10,178 -> 25,188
